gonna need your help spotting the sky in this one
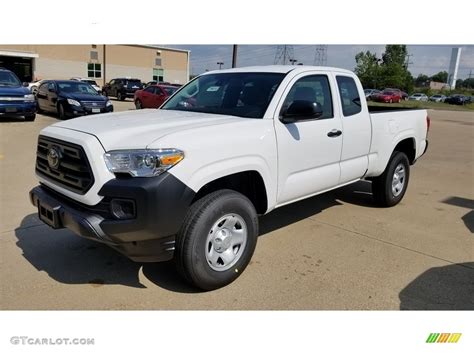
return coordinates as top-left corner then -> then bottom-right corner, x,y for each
167,45 -> 474,79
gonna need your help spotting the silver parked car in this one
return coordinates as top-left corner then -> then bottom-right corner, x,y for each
409,93 -> 429,101
429,94 -> 446,102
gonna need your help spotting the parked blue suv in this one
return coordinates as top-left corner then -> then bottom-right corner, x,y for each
0,67 -> 37,121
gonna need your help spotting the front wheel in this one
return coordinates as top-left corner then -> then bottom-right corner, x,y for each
135,99 -> 142,109
24,114 -> 36,121
117,92 -> 124,101
57,103 -> 67,120
175,189 -> 258,290
372,151 -> 410,207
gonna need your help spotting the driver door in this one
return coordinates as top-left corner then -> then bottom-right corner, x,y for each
274,72 -> 343,205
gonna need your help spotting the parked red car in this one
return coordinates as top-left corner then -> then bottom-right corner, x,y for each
372,90 -> 401,103
134,84 -> 179,109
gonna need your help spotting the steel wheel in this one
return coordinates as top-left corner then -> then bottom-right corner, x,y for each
391,163 -> 406,197
205,213 -> 247,271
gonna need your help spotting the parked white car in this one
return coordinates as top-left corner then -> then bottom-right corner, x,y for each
429,94 -> 446,102
30,66 -> 429,290
409,93 -> 429,101
70,77 -> 102,94
28,80 -> 44,95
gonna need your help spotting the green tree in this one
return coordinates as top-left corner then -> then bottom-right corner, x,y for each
354,51 -> 380,88
430,71 -> 448,83
415,74 -> 429,87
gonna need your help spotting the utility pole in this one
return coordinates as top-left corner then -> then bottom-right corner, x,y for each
217,62 -> 224,70
274,45 -> 294,65
405,53 -> 413,70
232,45 -> 238,68
102,44 -> 106,86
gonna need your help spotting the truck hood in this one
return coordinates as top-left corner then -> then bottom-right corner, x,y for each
0,85 -> 30,96
51,109 -> 246,151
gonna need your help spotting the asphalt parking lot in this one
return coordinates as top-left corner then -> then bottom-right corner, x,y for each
1,102 -> 473,310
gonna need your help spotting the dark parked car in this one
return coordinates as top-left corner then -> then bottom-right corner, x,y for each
134,84 -> 179,109
445,95 -> 470,105
36,80 -> 113,119
0,67 -> 36,121
102,78 -> 143,100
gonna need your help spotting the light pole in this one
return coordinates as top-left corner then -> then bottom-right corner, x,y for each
217,62 -> 224,70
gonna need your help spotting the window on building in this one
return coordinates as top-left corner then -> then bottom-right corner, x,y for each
155,58 -> 162,66
153,68 -> 164,82
336,76 -> 361,116
87,63 -> 102,78
90,51 -> 98,60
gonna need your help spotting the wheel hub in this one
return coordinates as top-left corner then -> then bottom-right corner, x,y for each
213,229 -> 232,252
205,214 -> 248,271
391,163 -> 406,197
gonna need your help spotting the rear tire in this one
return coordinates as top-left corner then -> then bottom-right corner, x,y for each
372,151 -> 410,207
117,92 -> 124,101
175,189 -> 258,291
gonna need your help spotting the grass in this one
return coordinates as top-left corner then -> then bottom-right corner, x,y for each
368,100 -> 474,112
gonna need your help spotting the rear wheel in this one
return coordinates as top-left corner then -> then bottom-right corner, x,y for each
175,189 -> 258,290
117,92 -> 124,101
372,151 -> 410,207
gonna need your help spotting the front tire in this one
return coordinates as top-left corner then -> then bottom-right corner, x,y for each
117,92 -> 124,101
372,151 -> 410,207
24,114 -> 36,121
135,99 -> 142,109
175,189 -> 258,290
57,103 -> 67,120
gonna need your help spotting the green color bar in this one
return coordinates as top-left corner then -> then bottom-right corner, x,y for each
426,333 -> 439,343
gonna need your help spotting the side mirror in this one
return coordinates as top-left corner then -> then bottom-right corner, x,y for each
22,82 -> 29,87
281,100 -> 323,123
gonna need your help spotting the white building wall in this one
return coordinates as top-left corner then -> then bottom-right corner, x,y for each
163,69 -> 188,84
35,58 -> 88,81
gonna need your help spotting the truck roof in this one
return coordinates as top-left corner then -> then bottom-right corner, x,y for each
203,65 -> 354,75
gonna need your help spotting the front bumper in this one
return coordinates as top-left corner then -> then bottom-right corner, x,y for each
0,101 -> 36,116
64,104 -> 113,118
29,173 -> 195,262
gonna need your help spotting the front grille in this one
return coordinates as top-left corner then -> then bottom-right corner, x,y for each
81,101 -> 105,109
36,136 -> 94,194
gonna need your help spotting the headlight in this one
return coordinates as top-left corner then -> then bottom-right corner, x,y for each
106,100 -> 113,107
67,98 -> 81,106
104,149 -> 184,177
24,94 -> 35,102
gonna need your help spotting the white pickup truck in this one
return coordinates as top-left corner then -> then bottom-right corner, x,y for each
30,66 -> 429,290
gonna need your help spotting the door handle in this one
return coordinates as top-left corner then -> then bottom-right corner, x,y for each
327,129 -> 342,137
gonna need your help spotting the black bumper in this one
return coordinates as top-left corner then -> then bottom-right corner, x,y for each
29,173 -> 195,262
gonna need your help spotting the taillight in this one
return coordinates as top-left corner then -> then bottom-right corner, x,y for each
426,116 -> 431,132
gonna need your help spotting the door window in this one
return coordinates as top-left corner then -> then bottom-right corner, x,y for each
281,75 -> 333,119
336,76 -> 362,116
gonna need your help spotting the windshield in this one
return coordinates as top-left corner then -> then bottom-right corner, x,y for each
57,82 -> 99,95
0,70 -> 21,87
125,80 -> 142,88
84,80 -> 98,86
161,72 -> 286,118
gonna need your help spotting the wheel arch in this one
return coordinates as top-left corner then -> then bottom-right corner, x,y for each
192,170 -> 269,215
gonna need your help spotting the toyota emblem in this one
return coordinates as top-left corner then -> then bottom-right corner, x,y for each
47,147 -> 61,170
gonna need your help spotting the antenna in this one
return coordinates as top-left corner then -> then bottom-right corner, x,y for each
274,45 -> 295,65
313,45 -> 328,66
